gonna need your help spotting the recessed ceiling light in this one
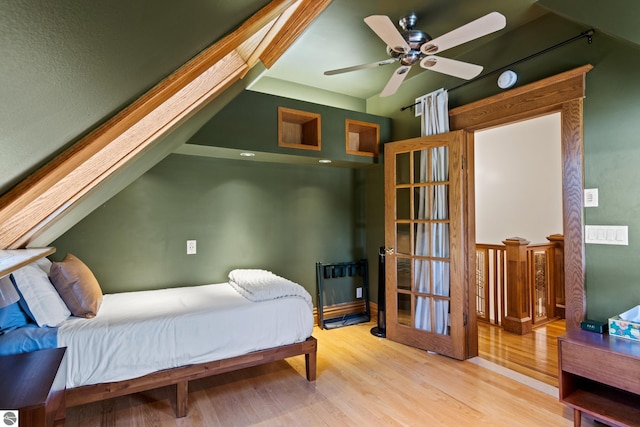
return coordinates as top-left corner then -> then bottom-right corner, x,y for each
318,159 -> 332,164
240,152 -> 255,157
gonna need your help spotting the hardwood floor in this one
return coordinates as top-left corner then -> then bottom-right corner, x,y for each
64,321 -> 597,426
478,319 -> 566,388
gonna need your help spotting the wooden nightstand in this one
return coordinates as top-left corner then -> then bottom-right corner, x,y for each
0,347 -> 66,427
558,330 -> 640,426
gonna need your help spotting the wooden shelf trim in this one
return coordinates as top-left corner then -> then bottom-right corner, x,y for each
563,386 -> 640,426
0,247 -> 55,278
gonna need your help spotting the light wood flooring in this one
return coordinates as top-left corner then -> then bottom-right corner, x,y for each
478,318 -> 566,388
64,320 -> 599,426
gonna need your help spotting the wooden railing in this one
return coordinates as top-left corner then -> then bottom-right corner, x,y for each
476,234 -> 564,334
476,244 -> 506,325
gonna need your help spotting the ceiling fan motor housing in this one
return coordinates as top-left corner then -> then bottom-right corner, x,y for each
387,29 -> 431,66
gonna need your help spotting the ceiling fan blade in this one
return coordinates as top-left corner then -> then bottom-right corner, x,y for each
380,65 -> 412,97
420,12 -> 506,55
420,56 -> 483,79
364,15 -> 410,53
324,58 -> 398,76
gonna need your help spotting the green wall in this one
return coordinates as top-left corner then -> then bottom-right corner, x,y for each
0,0 -> 271,195
49,11 -> 640,323
52,154 -> 365,306
582,44 -> 640,321
51,90 -> 394,307
365,13 -> 640,322
189,90 -> 391,165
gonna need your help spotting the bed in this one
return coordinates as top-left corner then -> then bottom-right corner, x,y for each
1,254 -> 316,419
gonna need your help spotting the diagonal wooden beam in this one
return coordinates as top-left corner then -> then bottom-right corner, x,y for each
0,0 -> 329,249
260,0 -> 332,68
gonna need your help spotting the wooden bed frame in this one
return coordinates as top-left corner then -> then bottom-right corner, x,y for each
63,336 -> 317,418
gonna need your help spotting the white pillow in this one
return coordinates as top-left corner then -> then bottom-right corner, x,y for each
34,257 -> 53,275
11,263 -> 70,327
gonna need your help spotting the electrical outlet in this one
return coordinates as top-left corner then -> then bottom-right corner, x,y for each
356,287 -> 363,299
186,240 -> 197,255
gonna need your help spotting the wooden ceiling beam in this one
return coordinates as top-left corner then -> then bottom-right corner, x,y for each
260,0 -> 332,68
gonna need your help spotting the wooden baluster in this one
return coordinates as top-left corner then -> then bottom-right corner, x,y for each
502,237 -> 532,335
547,234 -> 565,319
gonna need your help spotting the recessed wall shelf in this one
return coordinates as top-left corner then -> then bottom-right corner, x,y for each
346,119 -> 380,157
278,107 -> 321,151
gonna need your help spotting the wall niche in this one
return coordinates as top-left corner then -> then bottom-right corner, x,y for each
346,119 -> 379,157
278,107 -> 321,150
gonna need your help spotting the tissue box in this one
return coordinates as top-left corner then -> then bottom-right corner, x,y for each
608,306 -> 640,341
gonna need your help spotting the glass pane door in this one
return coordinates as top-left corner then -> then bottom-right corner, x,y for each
384,131 -> 469,360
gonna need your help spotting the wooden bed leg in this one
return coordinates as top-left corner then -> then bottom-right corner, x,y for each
176,381 -> 188,418
305,348 -> 317,381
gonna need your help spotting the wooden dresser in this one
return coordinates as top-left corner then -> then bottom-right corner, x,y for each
0,347 -> 66,427
558,329 -> 640,427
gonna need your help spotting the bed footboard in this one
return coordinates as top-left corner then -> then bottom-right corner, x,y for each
65,336 -> 317,418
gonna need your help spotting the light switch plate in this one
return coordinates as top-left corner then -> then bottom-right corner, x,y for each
584,188 -> 598,207
585,225 -> 628,245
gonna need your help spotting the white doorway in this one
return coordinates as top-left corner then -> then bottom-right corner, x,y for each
475,113 -> 563,246
473,112 -> 564,385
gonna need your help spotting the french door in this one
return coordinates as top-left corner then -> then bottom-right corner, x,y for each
384,130 -> 474,360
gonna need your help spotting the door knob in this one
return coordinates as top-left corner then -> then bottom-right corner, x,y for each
385,247 -> 395,255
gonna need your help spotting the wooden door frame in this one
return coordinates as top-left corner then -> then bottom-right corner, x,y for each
448,65 -> 593,356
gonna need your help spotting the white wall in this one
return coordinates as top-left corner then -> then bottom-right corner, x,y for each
474,113 -> 562,245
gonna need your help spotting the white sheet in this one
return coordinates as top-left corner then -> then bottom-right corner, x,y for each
58,282 -> 313,388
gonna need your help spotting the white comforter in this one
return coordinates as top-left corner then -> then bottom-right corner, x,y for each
229,269 -> 313,309
58,281 -> 313,388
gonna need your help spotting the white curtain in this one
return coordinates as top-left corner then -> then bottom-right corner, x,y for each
415,89 -> 450,334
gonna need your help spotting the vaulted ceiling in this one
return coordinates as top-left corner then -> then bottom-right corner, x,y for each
256,0 -> 640,105
1,0 -> 639,248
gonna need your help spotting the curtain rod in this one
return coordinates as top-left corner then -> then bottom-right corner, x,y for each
400,28 -> 595,112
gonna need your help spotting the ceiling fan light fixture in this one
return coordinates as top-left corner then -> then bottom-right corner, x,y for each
400,51 -> 421,66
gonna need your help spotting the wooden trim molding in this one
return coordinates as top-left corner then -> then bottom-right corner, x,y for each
0,247 -> 55,278
449,64 -> 592,332
0,0 -> 331,249
313,300 -> 372,326
260,0 -> 333,69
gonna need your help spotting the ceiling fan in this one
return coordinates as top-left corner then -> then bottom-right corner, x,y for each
324,12 -> 506,97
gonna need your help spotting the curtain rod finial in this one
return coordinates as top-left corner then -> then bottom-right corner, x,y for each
584,29 -> 594,44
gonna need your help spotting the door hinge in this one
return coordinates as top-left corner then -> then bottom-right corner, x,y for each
463,312 -> 468,326
462,155 -> 466,170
